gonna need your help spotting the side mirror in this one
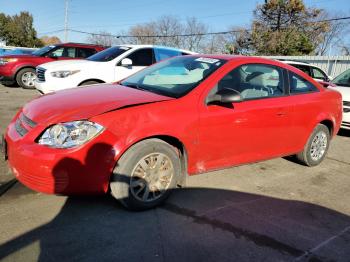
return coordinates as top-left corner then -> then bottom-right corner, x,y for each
121,58 -> 132,67
207,87 -> 243,105
321,82 -> 330,88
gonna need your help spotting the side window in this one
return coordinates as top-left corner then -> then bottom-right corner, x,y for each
126,48 -> 154,66
217,64 -> 284,100
312,67 -> 327,81
293,64 -> 312,77
289,72 -> 318,94
154,48 -> 181,62
49,47 -> 64,57
49,47 -> 76,58
77,48 -> 97,58
65,47 -> 76,58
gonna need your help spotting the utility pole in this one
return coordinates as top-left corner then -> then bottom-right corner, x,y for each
64,0 -> 69,42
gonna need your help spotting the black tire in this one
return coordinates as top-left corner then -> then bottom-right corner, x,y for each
296,124 -> 330,167
80,80 -> 100,86
110,139 -> 181,211
16,68 -> 36,89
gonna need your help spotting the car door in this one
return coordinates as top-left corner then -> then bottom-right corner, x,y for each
114,48 -> 155,82
197,63 -> 295,172
286,71 -> 324,152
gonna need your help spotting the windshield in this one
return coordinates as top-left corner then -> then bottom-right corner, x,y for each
87,46 -> 130,62
333,69 -> 350,87
121,56 -> 227,98
32,45 -> 56,56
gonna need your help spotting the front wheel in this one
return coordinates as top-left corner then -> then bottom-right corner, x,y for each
16,68 -> 36,89
296,124 -> 330,166
110,139 -> 181,211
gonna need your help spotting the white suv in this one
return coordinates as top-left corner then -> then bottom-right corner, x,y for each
280,60 -> 332,87
329,69 -> 350,130
35,45 -> 195,94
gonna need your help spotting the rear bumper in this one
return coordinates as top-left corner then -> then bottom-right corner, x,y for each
5,114 -> 118,195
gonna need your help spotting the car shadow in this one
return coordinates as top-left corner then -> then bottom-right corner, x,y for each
0,143 -> 349,262
337,128 -> 350,137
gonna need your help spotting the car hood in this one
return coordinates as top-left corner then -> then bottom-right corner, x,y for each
39,59 -> 96,71
22,84 -> 174,125
329,85 -> 350,100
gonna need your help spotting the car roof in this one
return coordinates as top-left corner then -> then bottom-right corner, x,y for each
111,44 -> 196,54
281,60 -> 310,66
279,60 -> 328,73
59,42 -> 106,48
185,54 -> 289,65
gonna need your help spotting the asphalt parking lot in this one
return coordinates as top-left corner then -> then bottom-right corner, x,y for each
0,84 -> 349,262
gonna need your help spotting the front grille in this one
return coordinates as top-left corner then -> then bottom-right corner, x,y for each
36,67 -> 46,82
344,108 -> 350,113
343,101 -> 350,107
15,113 -> 37,137
341,121 -> 350,128
15,118 -> 28,136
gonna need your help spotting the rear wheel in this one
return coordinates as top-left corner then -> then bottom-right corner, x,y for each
16,68 -> 36,89
296,124 -> 330,166
110,139 -> 180,211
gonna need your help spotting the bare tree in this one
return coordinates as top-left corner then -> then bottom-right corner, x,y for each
314,12 -> 348,55
155,15 -> 183,47
86,31 -> 114,46
182,17 -> 207,52
128,22 -> 158,45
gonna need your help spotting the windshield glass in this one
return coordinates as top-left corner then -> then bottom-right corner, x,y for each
32,45 -> 56,56
87,46 -> 130,62
333,69 -> 350,87
121,56 -> 227,98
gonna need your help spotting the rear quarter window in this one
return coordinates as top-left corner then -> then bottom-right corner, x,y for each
289,72 -> 318,94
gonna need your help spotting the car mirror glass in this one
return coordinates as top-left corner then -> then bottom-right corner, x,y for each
120,58 -> 132,67
207,87 -> 242,105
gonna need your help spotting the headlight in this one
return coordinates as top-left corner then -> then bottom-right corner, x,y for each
50,70 -> 80,78
0,58 -> 18,65
38,121 -> 104,148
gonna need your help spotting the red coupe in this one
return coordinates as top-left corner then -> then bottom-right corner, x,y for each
2,55 -> 342,210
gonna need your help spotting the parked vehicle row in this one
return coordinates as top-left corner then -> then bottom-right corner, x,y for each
0,43 -> 105,88
2,55 -> 343,210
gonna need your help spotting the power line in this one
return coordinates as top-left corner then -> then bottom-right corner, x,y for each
66,16 -> 350,39
68,28 -> 246,38
38,16 -> 350,38
38,29 -> 65,36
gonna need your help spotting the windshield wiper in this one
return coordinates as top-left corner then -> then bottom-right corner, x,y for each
123,83 -> 150,92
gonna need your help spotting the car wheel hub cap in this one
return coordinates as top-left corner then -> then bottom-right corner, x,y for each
130,153 -> 174,202
310,131 -> 327,161
22,72 -> 36,87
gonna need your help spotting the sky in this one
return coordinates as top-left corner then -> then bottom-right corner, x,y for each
0,0 -> 349,52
